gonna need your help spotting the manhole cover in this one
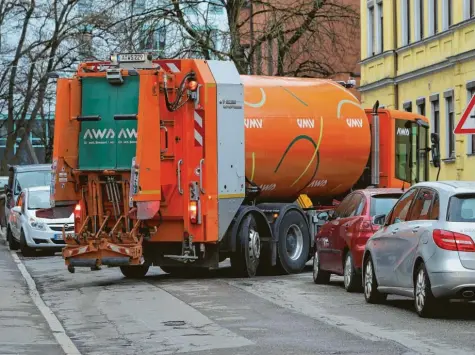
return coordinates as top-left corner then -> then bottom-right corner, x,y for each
163,321 -> 186,327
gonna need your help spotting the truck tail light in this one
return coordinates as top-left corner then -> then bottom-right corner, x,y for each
189,201 -> 197,224
433,229 -> 475,252
74,203 -> 81,233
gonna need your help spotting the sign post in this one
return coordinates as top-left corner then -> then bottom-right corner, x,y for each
454,94 -> 475,134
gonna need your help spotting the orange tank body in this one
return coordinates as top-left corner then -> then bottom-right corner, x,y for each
241,75 -> 371,201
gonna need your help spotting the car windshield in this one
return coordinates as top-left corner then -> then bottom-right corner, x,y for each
370,194 -> 402,217
15,170 -> 51,194
28,190 -> 50,210
447,194 -> 475,222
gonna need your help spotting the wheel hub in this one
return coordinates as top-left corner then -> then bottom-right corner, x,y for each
248,228 -> 260,259
415,269 -> 426,311
286,224 -> 304,261
344,255 -> 352,287
364,262 -> 373,297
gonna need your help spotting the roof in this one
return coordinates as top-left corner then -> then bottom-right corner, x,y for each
358,188 -> 404,196
9,164 -> 51,172
413,181 -> 475,194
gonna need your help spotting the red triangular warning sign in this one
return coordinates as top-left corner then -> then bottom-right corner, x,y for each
454,94 -> 475,134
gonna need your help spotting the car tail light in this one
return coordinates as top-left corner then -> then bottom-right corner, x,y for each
74,203 -> 81,233
189,201 -> 198,224
433,229 -> 475,252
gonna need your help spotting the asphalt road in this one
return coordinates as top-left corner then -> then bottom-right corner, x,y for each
2,238 -> 475,355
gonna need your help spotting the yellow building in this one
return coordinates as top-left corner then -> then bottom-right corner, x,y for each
359,0 -> 475,181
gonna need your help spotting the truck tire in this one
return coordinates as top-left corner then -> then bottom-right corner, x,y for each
20,230 -> 35,257
7,227 -> 19,251
230,213 -> 260,277
276,210 -> 310,274
120,264 -> 150,278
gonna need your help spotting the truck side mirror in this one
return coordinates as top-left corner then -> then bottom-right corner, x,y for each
430,133 -> 440,168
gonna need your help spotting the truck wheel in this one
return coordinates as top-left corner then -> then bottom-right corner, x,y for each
120,264 -> 150,278
20,230 -> 35,257
7,227 -> 19,251
230,213 -> 260,277
276,210 -> 310,274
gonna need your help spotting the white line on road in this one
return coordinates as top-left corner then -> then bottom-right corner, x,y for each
10,251 -> 81,355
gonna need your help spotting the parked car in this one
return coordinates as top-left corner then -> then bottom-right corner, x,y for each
7,186 -> 73,256
1,164 -> 51,228
362,181 -> 475,317
313,188 -> 403,291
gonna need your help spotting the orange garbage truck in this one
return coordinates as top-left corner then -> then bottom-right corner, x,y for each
48,53 -> 438,278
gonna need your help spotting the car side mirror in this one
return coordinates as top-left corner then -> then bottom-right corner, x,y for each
11,206 -> 22,214
372,214 -> 386,226
430,133 -> 440,168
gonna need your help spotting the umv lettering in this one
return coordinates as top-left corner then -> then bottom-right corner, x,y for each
397,127 -> 410,136
346,118 -> 363,128
245,119 -> 263,129
297,118 -> 314,128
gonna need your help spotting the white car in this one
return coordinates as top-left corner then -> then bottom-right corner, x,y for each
7,186 -> 74,256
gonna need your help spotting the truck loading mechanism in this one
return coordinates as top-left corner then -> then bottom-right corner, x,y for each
49,53 -> 436,279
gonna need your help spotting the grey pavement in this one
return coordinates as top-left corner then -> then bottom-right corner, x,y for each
2,233 -> 475,355
0,236 -> 63,355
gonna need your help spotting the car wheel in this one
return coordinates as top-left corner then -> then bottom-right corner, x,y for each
343,251 -> 362,292
7,227 -> 19,251
363,255 -> 387,304
414,263 -> 438,318
313,250 -> 331,284
20,230 -> 35,257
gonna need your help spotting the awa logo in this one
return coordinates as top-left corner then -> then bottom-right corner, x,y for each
346,118 -> 364,128
83,128 -> 137,144
297,118 -> 314,129
397,127 -> 410,136
260,183 -> 276,191
83,128 -> 115,139
307,179 -> 328,188
118,128 -> 137,139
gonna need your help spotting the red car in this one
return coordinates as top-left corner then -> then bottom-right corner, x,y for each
313,188 -> 403,292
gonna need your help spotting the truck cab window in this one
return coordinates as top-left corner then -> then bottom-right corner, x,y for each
395,119 -> 429,184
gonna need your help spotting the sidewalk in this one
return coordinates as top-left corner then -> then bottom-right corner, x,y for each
0,236 -> 63,355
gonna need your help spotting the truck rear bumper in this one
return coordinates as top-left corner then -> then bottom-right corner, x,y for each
63,238 -> 143,268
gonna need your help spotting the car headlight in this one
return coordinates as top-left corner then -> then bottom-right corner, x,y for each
29,219 -> 47,231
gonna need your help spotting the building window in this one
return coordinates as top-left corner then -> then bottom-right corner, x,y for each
445,91 -> 455,159
467,87 -> 475,154
403,101 -> 412,112
402,0 -> 411,45
208,2 -> 223,14
431,95 -> 440,138
417,98 -> 426,116
375,1 -> 383,53
464,0 -> 475,19
443,0 -> 452,30
417,0 -> 424,40
367,5 -> 375,56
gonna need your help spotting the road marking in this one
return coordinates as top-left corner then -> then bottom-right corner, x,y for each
228,279 -> 472,355
10,251 -> 81,355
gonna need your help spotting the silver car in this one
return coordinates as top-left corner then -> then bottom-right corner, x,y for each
362,181 -> 475,317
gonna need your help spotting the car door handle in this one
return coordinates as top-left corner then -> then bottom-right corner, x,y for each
391,228 -> 399,235
412,226 -> 420,233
